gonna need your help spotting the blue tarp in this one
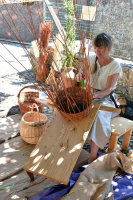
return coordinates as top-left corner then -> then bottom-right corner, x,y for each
113,173 -> 133,200
32,166 -> 85,200
32,167 -> 133,200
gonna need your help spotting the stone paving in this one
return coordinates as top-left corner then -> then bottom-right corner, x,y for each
0,41 -> 54,121
0,40 -> 133,156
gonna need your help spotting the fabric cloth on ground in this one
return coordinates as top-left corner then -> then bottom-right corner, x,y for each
32,166 -> 85,200
113,172 -> 133,200
61,151 -> 133,200
32,151 -> 133,200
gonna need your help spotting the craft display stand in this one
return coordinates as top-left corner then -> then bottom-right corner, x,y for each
23,99 -> 121,185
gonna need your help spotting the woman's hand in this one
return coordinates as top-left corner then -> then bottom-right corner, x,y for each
76,72 -> 83,82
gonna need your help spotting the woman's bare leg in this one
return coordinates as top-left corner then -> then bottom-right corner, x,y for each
88,140 -> 99,164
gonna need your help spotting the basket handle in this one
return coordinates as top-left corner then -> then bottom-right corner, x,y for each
18,85 -> 42,98
31,103 -> 40,122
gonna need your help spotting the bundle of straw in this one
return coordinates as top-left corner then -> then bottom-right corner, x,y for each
36,22 -> 52,81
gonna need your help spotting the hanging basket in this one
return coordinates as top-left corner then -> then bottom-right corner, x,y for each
55,87 -> 93,121
20,103 -> 48,144
18,85 -> 44,115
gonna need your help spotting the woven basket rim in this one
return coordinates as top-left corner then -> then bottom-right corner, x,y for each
55,87 -> 93,121
22,111 -> 48,124
18,85 -> 41,98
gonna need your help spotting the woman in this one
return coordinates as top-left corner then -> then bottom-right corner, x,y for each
76,32 -> 122,164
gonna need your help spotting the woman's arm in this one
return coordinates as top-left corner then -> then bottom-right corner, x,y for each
93,73 -> 119,99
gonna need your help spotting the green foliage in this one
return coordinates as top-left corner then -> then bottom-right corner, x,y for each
0,184 -> 14,190
62,0 -> 76,68
80,80 -> 84,88
119,94 -> 125,97
43,186 -> 50,190
23,1 -> 34,6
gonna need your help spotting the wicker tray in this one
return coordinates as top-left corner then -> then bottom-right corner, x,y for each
18,85 -> 44,115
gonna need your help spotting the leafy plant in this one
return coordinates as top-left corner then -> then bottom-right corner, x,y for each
62,0 -> 76,68
23,1 -> 34,6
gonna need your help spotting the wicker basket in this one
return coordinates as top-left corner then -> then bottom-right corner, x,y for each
20,103 -> 48,144
18,85 -> 44,115
55,87 -> 93,121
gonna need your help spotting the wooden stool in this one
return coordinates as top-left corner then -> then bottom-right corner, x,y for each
108,116 -> 133,151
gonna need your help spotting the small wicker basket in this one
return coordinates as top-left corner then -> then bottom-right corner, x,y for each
55,87 -> 93,121
20,103 -> 48,144
18,85 -> 44,115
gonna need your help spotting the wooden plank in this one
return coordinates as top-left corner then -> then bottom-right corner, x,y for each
31,40 -> 39,58
111,117 -> 133,136
0,114 -> 22,139
35,98 -> 55,110
0,170 -> 58,200
24,103 -> 100,185
0,149 -> 88,200
45,0 -> 66,38
117,97 -> 127,106
99,105 -> 121,114
0,136 -> 35,181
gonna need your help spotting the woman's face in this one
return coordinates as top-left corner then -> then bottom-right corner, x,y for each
94,45 -> 110,59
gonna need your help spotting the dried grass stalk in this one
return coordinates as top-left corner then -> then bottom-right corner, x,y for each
36,22 -> 52,81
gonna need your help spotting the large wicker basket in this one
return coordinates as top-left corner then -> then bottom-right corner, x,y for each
20,104 -> 48,144
55,87 -> 93,121
18,85 -> 44,115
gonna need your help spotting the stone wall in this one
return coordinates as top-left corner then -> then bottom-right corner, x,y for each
114,64 -> 133,102
0,1 -> 133,61
92,0 -> 133,61
0,2 -> 43,43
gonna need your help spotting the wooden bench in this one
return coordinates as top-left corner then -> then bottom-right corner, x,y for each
108,116 -> 133,151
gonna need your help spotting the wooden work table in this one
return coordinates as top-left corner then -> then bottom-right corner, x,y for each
23,102 -> 101,185
23,99 -> 120,184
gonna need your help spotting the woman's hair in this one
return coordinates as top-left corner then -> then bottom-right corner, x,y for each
92,32 -> 112,74
93,32 -> 112,49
